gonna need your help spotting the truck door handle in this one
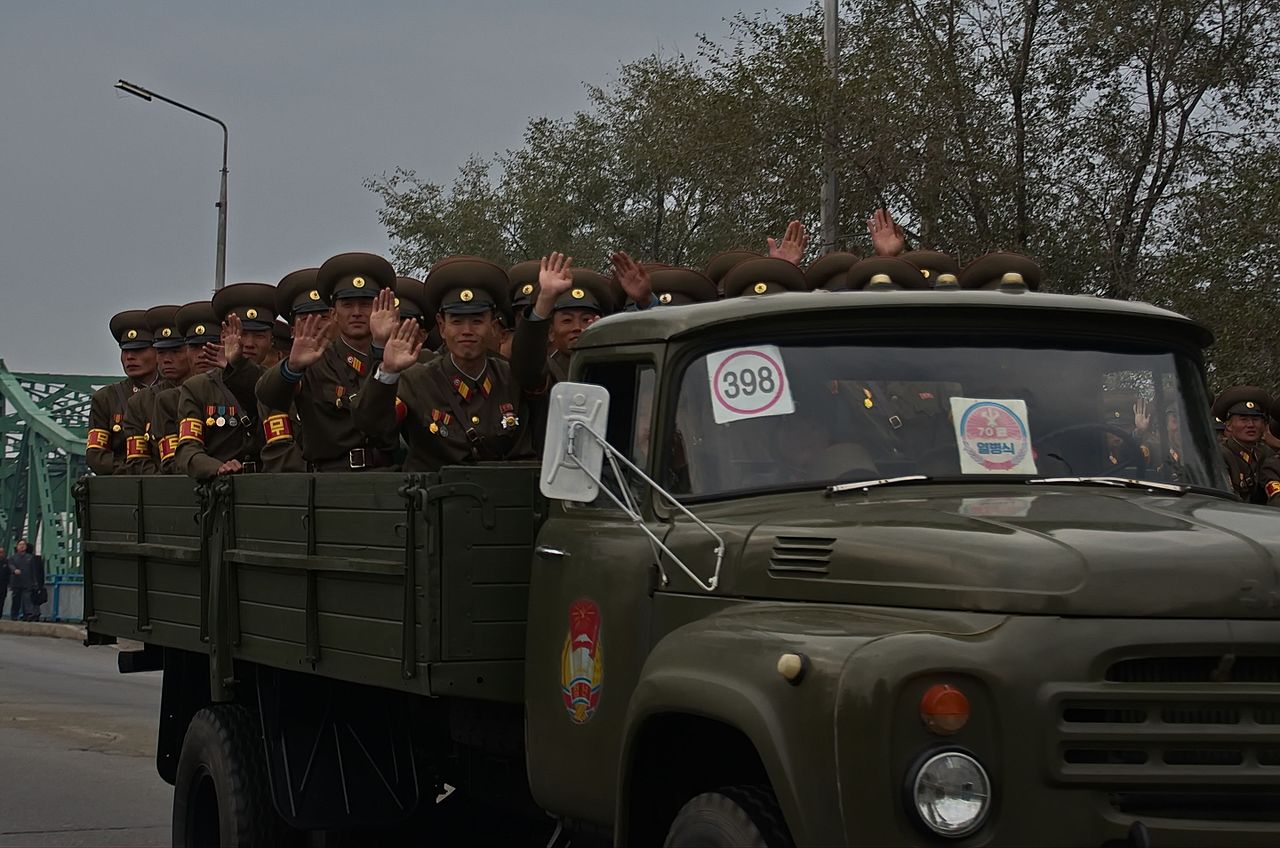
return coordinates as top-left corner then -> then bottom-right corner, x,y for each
535,546 -> 569,560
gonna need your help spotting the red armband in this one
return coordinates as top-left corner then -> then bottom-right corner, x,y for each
125,435 -> 149,460
1266,481 -> 1280,500
394,397 -> 408,425
262,413 -> 293,445
178,418 -> 205,445
159,435 -> 179,462
87,428 -> 110,450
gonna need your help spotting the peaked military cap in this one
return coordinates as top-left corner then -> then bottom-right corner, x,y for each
805,252 -> 859,291
508,260 -> 541,311
1213,386 -> 1270,420
275,268 -> 325,322
145,305 -> 185,350
110,310 -> 153,350
425,256 -> 510,315
271,320 -> 292,352
394,277 -> 428,321
722,257 -> 809,298
212,282 -> 277,331
960,252 -> 1042,291
846,257 -> 930,291
317,252 -> 395,301
650,267 -> 717,306
901,250 -> 960,288
175,301 -> 220,345
550,268 -> 615,314
704,250 -> 762,292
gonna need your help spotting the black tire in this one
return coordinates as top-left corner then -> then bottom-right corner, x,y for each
172,705 -> 291,848
664,785 -> 794,848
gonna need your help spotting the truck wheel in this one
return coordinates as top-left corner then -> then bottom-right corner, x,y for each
172,705 -> 290,848
664,785 -> 794,848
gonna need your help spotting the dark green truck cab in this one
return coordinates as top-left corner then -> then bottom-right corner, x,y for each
81,289 -> 1280,846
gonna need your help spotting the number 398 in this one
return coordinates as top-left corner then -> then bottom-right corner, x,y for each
721,366 -> 776,399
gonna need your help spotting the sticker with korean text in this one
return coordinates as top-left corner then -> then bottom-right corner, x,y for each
949,398 -> 1037,475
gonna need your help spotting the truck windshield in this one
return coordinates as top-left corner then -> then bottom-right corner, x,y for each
668,336 -> 1227,499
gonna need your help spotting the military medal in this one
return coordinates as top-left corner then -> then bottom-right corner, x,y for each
335,386 -> 345,409
500,403 -> 519,430
863,388 -> 874,409
228,416 -> 238,427
112,424 -> 122,432
216,416 -> 226,427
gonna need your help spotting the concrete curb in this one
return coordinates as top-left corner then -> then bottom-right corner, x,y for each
0,618 -> 86,641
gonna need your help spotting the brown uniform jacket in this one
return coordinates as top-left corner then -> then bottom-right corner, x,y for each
121,381 -> 174,475
86,377 -> 153,475
152,386 -> 183,474
256,340 -> 396,468
175,369 -> 263,480
1258,453 -> 1280,506
355,354 -> 534,472
1220,439 -> 1272,504
222,358 -> 305,472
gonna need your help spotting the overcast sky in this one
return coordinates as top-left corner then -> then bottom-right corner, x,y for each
0,1 -> 806,376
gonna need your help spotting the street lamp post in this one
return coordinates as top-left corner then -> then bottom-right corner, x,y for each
820,0 -> 839,252
114,79 -> 228,292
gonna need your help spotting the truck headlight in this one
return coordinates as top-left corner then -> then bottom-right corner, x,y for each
909,750 -> 991,837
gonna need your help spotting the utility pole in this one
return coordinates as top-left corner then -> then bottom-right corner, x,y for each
820,0 -> 840,252
114,79 -> 229,292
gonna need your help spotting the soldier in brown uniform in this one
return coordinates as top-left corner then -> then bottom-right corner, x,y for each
1213,386 -> 1272,503
151,302 -> 221,473
86,311 -> 160,475
355,257 -> 535,471
122,305 -> 187,474
721,256 -> 810,297
256,252 -> 399,471
1259,399 -> 1280,506
650,267 -> 717,306
174,284 -> 277,480
704,250 -> 761,297
805,252 -> 859,291
901,250 -> 960,288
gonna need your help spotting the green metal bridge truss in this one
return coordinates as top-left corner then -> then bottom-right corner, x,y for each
0,359 -> 114,575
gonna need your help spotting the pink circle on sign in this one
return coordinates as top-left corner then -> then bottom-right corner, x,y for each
712,350 -> 786,415
958,401 -> 1030,471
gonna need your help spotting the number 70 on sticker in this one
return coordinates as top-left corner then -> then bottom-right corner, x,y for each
706,345 -> 795,424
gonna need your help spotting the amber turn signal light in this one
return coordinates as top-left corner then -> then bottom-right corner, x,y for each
920,684 -> 970,735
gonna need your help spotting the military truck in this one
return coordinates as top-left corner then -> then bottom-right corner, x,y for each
79,287 -> 1280,847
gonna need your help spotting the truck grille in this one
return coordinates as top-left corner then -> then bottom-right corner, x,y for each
1050,655 -> 1280,794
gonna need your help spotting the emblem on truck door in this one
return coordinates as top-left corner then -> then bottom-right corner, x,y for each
561,598 -> 603,724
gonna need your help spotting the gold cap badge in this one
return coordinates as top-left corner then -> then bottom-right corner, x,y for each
753,282 -> 768,294
1247,401 -> 1256,409
460,289 -> 474,302
161,328 -> 172,338
659,292 -> 673,304
521,284 -> 534,296
195,325 -> 206,335
352,276 -> 366,288
571,288 -> 585,299
246,308 -> 258,319
921,269 -> 932,278
393,297 -> 401,307
126,329 -> 138,339
308,289 -> 321,301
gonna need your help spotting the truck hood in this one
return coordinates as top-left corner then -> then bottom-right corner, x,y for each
702,486 -> 1280,618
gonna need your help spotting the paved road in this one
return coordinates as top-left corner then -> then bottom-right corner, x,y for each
0,634 -> 171,846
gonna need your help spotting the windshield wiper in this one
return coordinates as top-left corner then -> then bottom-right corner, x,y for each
1027,476 -> 1192,495
827,474 -> 931,495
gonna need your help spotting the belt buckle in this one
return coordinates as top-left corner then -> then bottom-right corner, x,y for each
349,448 -> 367,469
888,415 -> 903,430
241,461 -> 258,474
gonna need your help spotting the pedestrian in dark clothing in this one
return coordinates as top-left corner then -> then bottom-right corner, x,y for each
0,547 -> 9,619
8,539 -> 43,621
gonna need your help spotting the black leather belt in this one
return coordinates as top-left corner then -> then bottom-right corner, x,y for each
308,448 -> 393,472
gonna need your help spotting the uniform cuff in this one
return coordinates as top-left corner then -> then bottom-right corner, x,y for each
373,366 -> 400,385
280,360 -> 304,383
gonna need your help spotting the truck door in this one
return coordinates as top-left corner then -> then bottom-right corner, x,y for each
525,360 -> 659,825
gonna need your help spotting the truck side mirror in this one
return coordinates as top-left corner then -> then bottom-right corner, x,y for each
540,382 -> 611,502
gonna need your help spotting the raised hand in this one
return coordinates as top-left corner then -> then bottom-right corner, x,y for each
221,313 -> 243,364
287,313 -> 329,370
868,208 -> 906,257
202,342 -> 228,369
381,318 -> 424,375
370,286 -> 400,347
534,252 -> 574,317
768,220 -> 809,265
610,250 -> 653,307
1133,398 -> 1151,434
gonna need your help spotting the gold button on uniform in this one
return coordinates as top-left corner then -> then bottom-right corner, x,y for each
471,416 -> 480,425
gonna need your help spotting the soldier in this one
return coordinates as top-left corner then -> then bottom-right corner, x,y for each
264,320 -> 292,369
704,250 -> 762,297
805,252 -> 859,291
1213,386 -> 1272,503
355,257 -> 534,471
174,284 -> 277,480
960,252 -> 1042,291
86,311 -> 160,475
901,250 -> 960,288
846,257 -> 932,291
256,252 -> 399,471
122,305 -> 187,474
650,267 -> 717,306
721,256 -> 810,297
154,302 -> 222,473
1259,399 -> 1280,506
767,220 -> 810,266
867,208 -> 907,257
508,260 -> 540,321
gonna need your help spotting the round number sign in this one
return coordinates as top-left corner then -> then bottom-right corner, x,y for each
958,401 -> 1031,471
712,349 -> 786,416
